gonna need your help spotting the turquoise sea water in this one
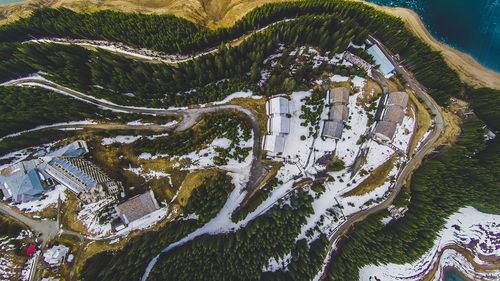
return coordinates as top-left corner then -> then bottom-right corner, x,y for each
443,268 -> 466,281
0,0 -> 25,5
366,0 -> 500,73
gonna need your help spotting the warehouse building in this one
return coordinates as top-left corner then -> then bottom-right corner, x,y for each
322,87 -> 350,140
115,190 -> 159,225
0,159 -> 47,203
374,91 -> 409,141
263,96 -> 291,154
367,45 -> 395,77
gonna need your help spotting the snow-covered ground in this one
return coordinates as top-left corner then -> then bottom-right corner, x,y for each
360,206 -> 500,281
101,135 -> 142,145
0,120 -> 96,142
14,184 -> 67,214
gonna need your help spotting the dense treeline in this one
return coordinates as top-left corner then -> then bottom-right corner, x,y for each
0,12 -> 363,107
468,87 -> 500,131
0,0 -> 462,105
324,119 -> 500,280
261,235 -> 330,281
0,86 -> 99,137
0,215 -> 26,237
80,219 -> 201,281
0,8 -> 210,53
184,173 -> 234,223
231,177 -> 281,222
134,112 -> 252,163
147,192 -> 315,281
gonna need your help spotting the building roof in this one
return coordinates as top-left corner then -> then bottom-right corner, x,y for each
263,135 -> 285,153
375,121 -> 398,141
330,87 -> 349,104
0,160 -> 46,202
268,116 -> 290,134
115,190 -> 159,225
46,157 -> 112,194
387,92 -> 409,108
322,120 -> 344,139
382,105 -> 405,124
268,97 -> 289,115
43,245 -> 69,265
330,104 -> 349,122
368,45 -> 395,77
47,140 -> 88,158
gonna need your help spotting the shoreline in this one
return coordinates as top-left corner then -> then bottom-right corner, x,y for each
352,0 -> 500,90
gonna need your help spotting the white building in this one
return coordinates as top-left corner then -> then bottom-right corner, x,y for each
43,245 -> 69,267
368,45 -> 395,77
263,96 -> 291,154
263,135 -> 285,154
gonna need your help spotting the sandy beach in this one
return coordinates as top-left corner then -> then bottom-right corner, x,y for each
1,0 -> 499,89
350,0 -> 500,90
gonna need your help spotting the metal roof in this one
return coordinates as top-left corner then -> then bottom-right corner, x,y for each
268,116 -> 290,134
47,140 -> 88,158
330,87 -> 349,104
330,104 -> 349,122
263,135 -> 285,153
268,97 -> 289,115
0,160 -> 46,202
368,45 -> 395,77
382,105 -> 405,124
322,120 -> 344,139
115,190 -> 159,225
375,121 -> 398,141
387,92 -> 409,108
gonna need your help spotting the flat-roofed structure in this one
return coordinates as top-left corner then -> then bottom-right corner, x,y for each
387,91 -> 409,108
0,159 -> 46,203
115,190 -> 159,225
330,104 -> 349,122
322,120 -> 344,140
267,96 -> 289,115
382,105 -> 405,124
46,140 -> 88,158
268,116 -> 290,135
263,135 -> 285,154
368,45 -> 395,77
374,121 -> 398,142
330,87 -> 349,105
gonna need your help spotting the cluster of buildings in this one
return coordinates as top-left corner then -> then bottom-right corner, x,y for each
374,91 -> 409,141
322,87 -> 350,140
0,140 -> 122,204
43,244 -> 72,268
263,96 -> 291,154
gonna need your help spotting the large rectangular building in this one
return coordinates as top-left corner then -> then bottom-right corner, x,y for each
0,160 -> 46,203
115,190 -> 159,225
368,45 -> 395,77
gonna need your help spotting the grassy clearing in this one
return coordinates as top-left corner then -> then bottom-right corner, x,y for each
176,169 -> 220,207
343,156 -> 397,197
228,97 -> 268,136
407,89 -> 431,156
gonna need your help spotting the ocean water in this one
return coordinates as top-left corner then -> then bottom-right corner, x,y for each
366,0 -> 500,73
443,268 -> 466,281
0,0 -> 25,5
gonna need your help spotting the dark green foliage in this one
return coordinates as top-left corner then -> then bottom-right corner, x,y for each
328,159 -> 345,172
231,177 -> 281,222
0,215 -> 26,237
262,235 -> 330,281
134,112 -> 252,163
80,219 -> 201,281
311,183 -> 326,195
1,1 -> 461,105
184,173 -> 235,222
468,87 -> 500,131
147,192 -> 315,281
300,89 -> 325,137
325,120 -> 500,280
392,187 -> 410,208
0,8 -> 210,54
0,86 -> 99,137
0,130 -> 76,157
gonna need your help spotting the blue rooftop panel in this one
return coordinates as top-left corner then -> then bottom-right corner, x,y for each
368,45 -> 395,76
